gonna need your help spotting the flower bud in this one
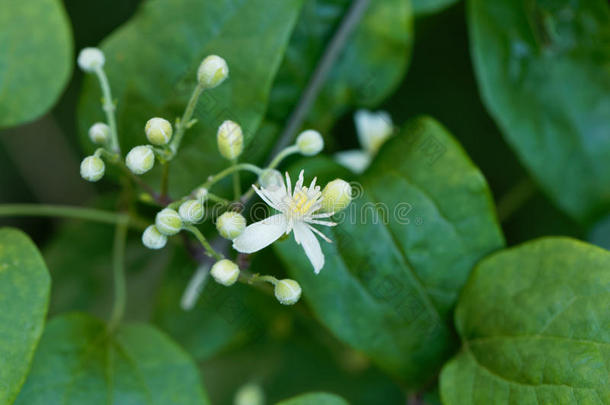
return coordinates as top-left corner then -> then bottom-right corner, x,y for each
197,55 -> 229,89
77,47 -> 105,72
142,225 -> 167,250
321,179 -> 352,213
234,383 -> 265,405
155,208 -> 182,236
274,279 -> 302,305
217,120 -> 244,160
126,145 -> 155,175
145,117 -> 173,145
80,156 -> 105,182
194,187 -> 208,201
296,129 -> 323,156
258,169 -> 283,190
354,109 -> 394,155
88,122 -> 110,144
178,200 -> 204,224
216,211 -> 246,240
210,259 -> 240,286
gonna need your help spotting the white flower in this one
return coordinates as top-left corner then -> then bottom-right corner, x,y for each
232,170 -> 336,274
335,109 -> 393,174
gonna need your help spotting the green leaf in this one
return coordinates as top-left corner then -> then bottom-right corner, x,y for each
0,0 -> 73,128
468,0 -> 610,224
276,392 -> 349,405
15,313 -> 210,405
274,117 -> 504,386
268,0 -> 412,132
0,228 -> 51,404
412,0 -> 460,16
78,0 -> 302,197
440,237 -> 610,404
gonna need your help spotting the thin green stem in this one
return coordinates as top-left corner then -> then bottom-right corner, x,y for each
250,274 -> 278,286
231,158 -> 241,200
207,193 -> 231,206
160,162 -> 170,199
267,145 -> 299,170
94,67 -> 120,154
109,217 -> 129,330
201,163 -> 262,190
496,178 -> 537,223
185,225 -> 224,260
169,84 -> 205,156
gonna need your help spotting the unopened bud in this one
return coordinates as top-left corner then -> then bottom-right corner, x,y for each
77,47 -> 105,72
217,120 -> 243,160
197,55 -> 229,89
126,145 -> 155,175
194,187 -> 208,201
234,383 -> 265,405
88,122 -> 110,144
321,179 -> 352,213
296,129 -> 323,156
142,225 -> 167,249
145,117 -> 173,145
178,200 -> 204,224
210,259 -> 240,286
155,208 -> 182,236
274,279 -> 302,305
216,211 -> 246,240
80,156 -> 105,182
258,169 -> 283,190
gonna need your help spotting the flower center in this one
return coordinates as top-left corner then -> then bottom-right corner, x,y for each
287,186 -> 319,218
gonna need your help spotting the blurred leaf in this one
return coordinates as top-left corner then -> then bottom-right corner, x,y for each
274,117 -> 504,386
16,313 -> 211,404
468,0 -> 610,224
0,228 -> 50,404
276,392 -> 349,405
440,237 -> 610,404
412,0 -> 460,16
0,0 -> 73,128
268,0 -> 412,133
78,0 -> 303,197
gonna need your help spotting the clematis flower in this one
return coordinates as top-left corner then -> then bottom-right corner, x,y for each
233,170 -> 336,273
335,109 -> 394,174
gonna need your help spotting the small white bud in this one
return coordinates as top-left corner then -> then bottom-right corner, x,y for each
216,211 -> 246,240
210,259 -> 240,286
80,156 -> 105,182
155,208 -> 182,236
194,187 -> 208,202
296,129 -> 324,156
217,120 -> 244,160
142,225 -> 167,249
197,55 -> 229,89
321,179 -> 352,213
145,117 -> 173,145
234,383 -> 265,405
77,47 -> 105,72
354,109 -> 394,155
274,279 -> 302,305
258,169 -> 283,190
126,145 -> 155,175
178,200 -> 204,224
88,122 -> 110,144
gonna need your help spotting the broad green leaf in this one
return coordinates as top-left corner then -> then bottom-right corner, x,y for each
16,313 -> 210,405
268,0 -> 412,132
440,237 -> 610,405
276,392 -> 349,405
274,117 -> 504,386
0,0 -> 73,128
78,0 -> 303,196
468,0 -> 610,224
0,228 -> 51,404
412,0 -> 460,16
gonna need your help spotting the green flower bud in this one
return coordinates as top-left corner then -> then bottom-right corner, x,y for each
194,187 -> 208,202
126,145 -> 155,175
142,225 -> 167,249
178,199 -> 204,224
274,279 -> 302,305
145,117 -> 173,145
321,179 -> 352,213
77,47 -> 105,72
197,55 -> 229,89
155,208 -> 182,236
210,259 -> 240,286
80,156 -> 105,182
296,129 -> 324,156
88,122 -> 110,144
234,383 -> 265,405
258,169 -> 283,189
217,120 -> 244,160
216,211 -> 246,240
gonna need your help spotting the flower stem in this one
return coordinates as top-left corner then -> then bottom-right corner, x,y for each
108,216 -> 129,330
160,162 -> 170,199
185,225 -> 224,260
496,178 -> 537,223
267,145 -> 299,170
201,163 -> 262,190
169,84 -> 205,156
94,67 -> 120,154
231,158 -> 241,200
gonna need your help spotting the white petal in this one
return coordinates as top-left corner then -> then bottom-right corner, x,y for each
253,185 -> 281,211
295,170 -> 305,192
285,171 -> 292,196
293,221 -> 324,274
334,150 -> 371,174
233,214 -> 288,253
